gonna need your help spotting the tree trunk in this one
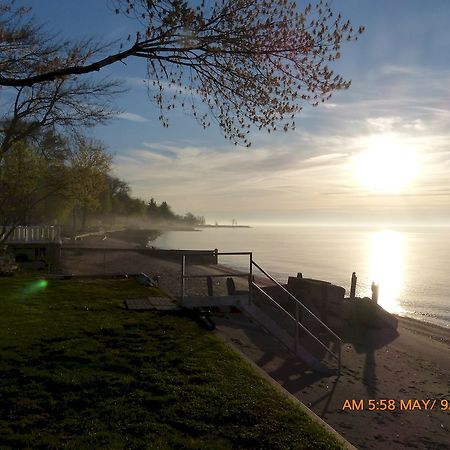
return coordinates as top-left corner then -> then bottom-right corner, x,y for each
0,225 -> 15,245
81,202 -> 87,232
72,207 -> 77,239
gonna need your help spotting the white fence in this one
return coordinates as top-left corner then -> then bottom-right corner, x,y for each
1,225 -> 62,243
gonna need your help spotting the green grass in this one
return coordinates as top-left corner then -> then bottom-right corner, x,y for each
0,276 -> 343,449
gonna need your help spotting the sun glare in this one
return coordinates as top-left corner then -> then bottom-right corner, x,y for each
352,135 -> 420,193
369,230 -> 404,314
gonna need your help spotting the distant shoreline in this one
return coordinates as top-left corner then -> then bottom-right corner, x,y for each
198,225 -> 251,228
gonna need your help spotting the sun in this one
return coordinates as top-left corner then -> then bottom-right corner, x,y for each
352,134 -> 420,193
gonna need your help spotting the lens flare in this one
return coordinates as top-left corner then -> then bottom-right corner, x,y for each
37,280 -> 48,289
22,279 -> 49,296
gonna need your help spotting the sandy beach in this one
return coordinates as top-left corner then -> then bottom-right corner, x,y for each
215,315 -> 449,449
60,234 -> 449,449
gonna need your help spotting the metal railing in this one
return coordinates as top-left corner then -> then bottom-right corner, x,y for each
251,284 -> 341,363
251,260 -> 341,373
1,225 -> 62,243
180,251 -> 341,373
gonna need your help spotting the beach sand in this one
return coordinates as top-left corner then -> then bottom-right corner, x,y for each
214,315 -> 449,449
60,235 -> 449,449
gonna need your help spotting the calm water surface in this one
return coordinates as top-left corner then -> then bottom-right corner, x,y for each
151,226 -> 450,328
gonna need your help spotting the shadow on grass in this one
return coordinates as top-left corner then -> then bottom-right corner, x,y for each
0,278 -> 345,449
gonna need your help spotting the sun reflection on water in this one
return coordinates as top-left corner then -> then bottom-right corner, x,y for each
369,230 -> 405,314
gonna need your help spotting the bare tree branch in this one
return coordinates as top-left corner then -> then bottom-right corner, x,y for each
0,0 -> 364,144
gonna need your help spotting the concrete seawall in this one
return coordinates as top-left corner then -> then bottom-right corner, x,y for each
61,246 -> 219,265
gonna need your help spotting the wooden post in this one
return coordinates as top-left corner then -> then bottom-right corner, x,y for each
181,254 -> 186,301
206,276 -> 213,297
350,272 -> 357,300
371,282 -> 379,303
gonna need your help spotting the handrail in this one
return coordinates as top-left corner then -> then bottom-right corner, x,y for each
213,252 -> 252,256
185,273 -> 249,279
252,260 -> 341,343
252,283 -> 340,363
179,251 -> 341,372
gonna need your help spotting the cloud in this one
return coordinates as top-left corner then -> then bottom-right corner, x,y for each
110,59 -> 450,224
380,65 -> 418,77
142,143 -> 179,159
112,139 -> 355,216
117,112 -> 148,123
112,111 -> 450,222
313,64 -> 450,138
366,116 -> 426,132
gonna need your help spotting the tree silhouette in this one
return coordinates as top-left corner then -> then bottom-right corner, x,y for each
0,0 -> 363,144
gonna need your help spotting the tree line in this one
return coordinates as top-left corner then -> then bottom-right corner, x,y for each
1,0 -> 361,242
0,126 -> 205,242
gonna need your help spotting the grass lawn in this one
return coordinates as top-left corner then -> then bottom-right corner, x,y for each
0,276 -> 343,449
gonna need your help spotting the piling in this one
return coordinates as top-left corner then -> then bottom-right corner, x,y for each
350,272 -> 357,300
371,282 -> 379,304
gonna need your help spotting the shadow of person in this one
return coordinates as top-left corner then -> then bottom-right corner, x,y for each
343,324 -> 399,396
344,324 -> 399,354
363,349 -> 377,397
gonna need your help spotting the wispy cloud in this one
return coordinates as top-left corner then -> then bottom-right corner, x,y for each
366,116 -> 425,132
113,139 -> 354,215
117,112 -> 148,123
113,53 -> 450,224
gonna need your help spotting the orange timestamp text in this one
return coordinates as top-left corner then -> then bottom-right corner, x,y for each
342,399 -> 450,411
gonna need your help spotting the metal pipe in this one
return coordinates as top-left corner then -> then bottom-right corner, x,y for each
181,254 -> 186,301
183,273 -> 249,279
295,300 -> 299,354
215,251 -> 252,256
249,252 -> 253,304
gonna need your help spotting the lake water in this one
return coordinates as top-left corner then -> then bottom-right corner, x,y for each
150,225 -> 450,328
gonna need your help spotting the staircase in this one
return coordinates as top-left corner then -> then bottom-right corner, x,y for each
179,251 -> 342,374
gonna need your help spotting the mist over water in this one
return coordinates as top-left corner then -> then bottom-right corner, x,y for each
151,225 -> 450,328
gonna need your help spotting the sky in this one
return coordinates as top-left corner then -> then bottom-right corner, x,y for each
12,0 -> 450,225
